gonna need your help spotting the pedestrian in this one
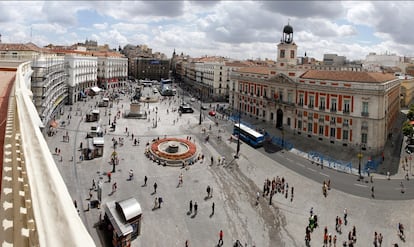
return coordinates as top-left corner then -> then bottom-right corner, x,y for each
185,240 -> 189,247
269,190 -> 273,205
256,191 -> 260,205
378,233 -> 383,246
194,202 -> 198,214
206,185 -> 211,197
89,189 -> 93,200
218,230 -> 224,246
371,185 -> 375,198
211,202 -> 215,215
158,197 -> 163,208
144,175 -> 148,186
92,179 -> 96,190
189,200 -> 193,214
112,182 -> 117,193
344,208 -> 348,225
107,172 -> 111,182
154,197 -> 158,209
129,169 -> 134,180
154,182 -> 157,193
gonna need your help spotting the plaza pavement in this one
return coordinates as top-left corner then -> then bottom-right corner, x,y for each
45,88 -> 413,247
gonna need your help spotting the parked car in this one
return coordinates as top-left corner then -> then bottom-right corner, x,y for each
208,110 -> 216,116
179,105 -> 194,113
201,105 -> 208,110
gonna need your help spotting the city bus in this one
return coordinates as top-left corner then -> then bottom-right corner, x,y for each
233,123 -> 264,148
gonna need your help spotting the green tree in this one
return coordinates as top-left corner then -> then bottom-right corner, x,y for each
402,121 -> 414,137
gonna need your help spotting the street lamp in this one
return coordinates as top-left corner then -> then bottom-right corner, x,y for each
357,145 -> 363,180
281,129 -> 285,149
199,91 -> 202,125
155,110 -> 158,128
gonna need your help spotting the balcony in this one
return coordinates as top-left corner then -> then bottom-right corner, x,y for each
361,125 -> 369,131
308,104 -> 314,108
318,118 -> 324,123
330,121 -> 336,125
0,62 -> 95,246
298,102 -> 304,107
361,112 -> 369,117
343,109 -> 350,115
319,106 -> 325,110
330,108 -> 337,113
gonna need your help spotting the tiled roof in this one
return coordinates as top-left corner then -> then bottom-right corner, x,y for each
237,66 -> 272,75
300,70 -> 397,83
0,43 -> 43,52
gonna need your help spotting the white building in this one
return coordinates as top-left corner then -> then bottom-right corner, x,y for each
31,54 -> 67,126
65,54 -> 98,104
97,55 -> 128,89
363,52 -> 404,72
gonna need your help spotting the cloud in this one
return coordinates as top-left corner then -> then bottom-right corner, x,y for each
262,1 -> 345,19
93,23 -> 108,30
32,23 -> 67,35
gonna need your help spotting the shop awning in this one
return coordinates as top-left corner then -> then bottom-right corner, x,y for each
93,137 -> 104,146
50,120 -> 58,128
116,197 -> 142,222
91,86 -> 102,93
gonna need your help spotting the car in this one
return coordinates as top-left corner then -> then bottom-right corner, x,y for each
208,110 -> 216,116
201,105 -> 208,110
190,97 -> 196,102
179,105 -> 194,113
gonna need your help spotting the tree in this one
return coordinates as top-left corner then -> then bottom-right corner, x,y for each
402,121 -> 414,137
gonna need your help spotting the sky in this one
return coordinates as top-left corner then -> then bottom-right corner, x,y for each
0,1 -> 413,61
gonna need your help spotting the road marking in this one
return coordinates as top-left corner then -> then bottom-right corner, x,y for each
307,167 -> 316,172
354,183 -> 368,188
320,172 -> 330,178
286,158 -> 293,162
297,163 -> 305,168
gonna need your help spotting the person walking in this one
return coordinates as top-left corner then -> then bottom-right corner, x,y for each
144,175 -> 148,186
371,185 -> 375,198
153,182 -> 157,193
211,202 -> 215,215
218,230 -> 224,246
344,208 -> 348,225
189,200 -> 193,214
185,240 -> 189,247
107,172 -> 111,182
158,197 -> 163,208
194,202 -> 198,215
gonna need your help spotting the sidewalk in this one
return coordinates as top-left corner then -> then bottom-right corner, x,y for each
223,111 -> 405,177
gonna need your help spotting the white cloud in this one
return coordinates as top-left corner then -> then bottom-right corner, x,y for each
93,23 -> 108,30
0,1 -> 412,61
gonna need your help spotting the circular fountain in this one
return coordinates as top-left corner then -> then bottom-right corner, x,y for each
149,137 -> 197,166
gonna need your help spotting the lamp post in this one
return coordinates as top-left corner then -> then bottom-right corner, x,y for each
357,145 -> 363,180
199,91 -> 202,125
155,110 -> 158,128
281,129 -> 285,149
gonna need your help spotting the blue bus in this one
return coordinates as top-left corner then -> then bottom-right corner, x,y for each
233,123 -> 264,148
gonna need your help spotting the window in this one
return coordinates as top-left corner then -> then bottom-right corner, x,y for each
330,127 -> 336,138
279,90 -> 283,102
331,98 -> 337,111
287,92 -> 293,103
309,95 -> 314,108
330,116 -> 336,124
343,119 -> 349,126
320,97 -> 326,109
280,49 -> 285,58
250,85 -> 254,94
264,89 -> 267,98
290,50 -> 295,58
298,120 -> 302,129
343,99 -> 350,113
361,133 -> 368,144
308,123 -> 313,133
362,102 -> 369,116
319,125 -> 324,135
299,94 -> 304,106
343,130 -> 349,140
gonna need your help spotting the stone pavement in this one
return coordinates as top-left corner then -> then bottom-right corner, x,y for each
44,86 -> 413,247
226,110 -> 406,177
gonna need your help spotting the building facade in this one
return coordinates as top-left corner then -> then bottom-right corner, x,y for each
31,54 -> 68,126
97,55 -> 128,89
65,54 -> 98,104
231,24 -> 401,155
132,57 -> 170,81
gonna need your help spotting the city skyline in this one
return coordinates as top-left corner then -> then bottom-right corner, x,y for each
0,1 -> 413,60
